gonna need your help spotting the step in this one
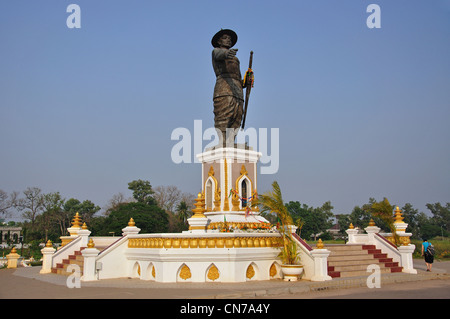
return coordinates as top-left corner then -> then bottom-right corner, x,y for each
328,258 -> 379,267
326,244 -> 364,251
325,243 -> 403,278
330,263 -> 392,272
329,267 -> 394,278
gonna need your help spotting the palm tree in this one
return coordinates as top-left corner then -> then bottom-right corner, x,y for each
176,201 -> 191,226
257,181 -> 292,225
255,181 -> 300,265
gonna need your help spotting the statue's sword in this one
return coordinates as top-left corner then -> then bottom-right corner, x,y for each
241,51 -> 253,130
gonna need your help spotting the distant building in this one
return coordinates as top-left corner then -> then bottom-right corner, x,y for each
0,226 -> 22,244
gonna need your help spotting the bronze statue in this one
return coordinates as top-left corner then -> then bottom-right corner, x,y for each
211,29 -> 252,146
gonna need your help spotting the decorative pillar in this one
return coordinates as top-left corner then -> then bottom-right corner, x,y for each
122,218 -> 141,236
187,192 -> 209,233
78,223 -> 92,247
393,206 -> 412,245
81,239 -> 100,281
67,212 -> 82,236
40,240 -> 56,274
398,244 -> 417,274
61,212 -> 83,248
310,239 -> 332,282
6,247 -> 20,269
346,223 -> 359,244
365,219 -> 381,244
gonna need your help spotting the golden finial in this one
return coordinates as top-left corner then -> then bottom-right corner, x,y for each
10,247 -> 17,254
394,206 -> 404,224
46,240 -> 53,248
349,223 -> 354,229
369,219 -> 376,226
87,238 -> 95,248
191,191 -> 206,218
72,212 -> 82,228
82,222 -> 88,230
316,238 -> 324,249
128,218 -> 135,227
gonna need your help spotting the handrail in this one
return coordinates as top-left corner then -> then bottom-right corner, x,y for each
291,233 -> 312,251
96,236 -> 129,261
97,236 -> 125,256
375,233 -> 398,249
51,236 -> 82,268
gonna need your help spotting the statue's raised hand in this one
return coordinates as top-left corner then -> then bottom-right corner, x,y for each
226,48 -> 238,59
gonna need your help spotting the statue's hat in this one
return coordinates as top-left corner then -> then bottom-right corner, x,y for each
211,29 -> 238,48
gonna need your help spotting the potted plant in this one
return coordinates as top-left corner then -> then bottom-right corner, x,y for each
255,181 -> 303,281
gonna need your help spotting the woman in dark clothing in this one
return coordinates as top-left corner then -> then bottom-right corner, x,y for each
421,238 -> 434,271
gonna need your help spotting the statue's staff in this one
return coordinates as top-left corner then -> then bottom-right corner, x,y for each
241,51 -> 254,129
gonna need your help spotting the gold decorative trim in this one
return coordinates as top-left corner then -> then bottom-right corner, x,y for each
394,206 -> 405,224
270,263 -> 277,277
191,192 -> 206,218
223,159 -> 230,211
152,265 -> 156,278
128,236 -> 282,249
208,221 -> 271,230
316,238 -> 324,249
205,166 -> 220,211
207,265 -> 220,281
72,212 -> 82,228
246,264 -> 255,279
386,235 -> 411,246
234,164 -> 257,211
87,238 -> 95,248
179,265 -> 191,280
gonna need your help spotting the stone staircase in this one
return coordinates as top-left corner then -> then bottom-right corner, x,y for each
327,244 -> 402,278
51,248 -> 85,275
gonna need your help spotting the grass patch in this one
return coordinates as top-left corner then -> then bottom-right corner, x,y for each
411,237 -> 450,260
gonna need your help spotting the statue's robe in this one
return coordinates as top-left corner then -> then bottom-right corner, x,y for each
212,48 -> 244,135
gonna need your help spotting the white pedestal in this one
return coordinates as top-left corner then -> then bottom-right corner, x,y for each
310,248 -> 332,281
77,229 -> 91,247
81,247 -> 100,281
364,226 -> 381,244
40,246 -> 56,274
122,225 -> 141,236
346,228 -> 359,244
398,244 -> 417,274
187,217 -> 209,233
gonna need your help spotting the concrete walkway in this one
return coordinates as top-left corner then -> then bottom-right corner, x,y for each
1,260 -> 449,299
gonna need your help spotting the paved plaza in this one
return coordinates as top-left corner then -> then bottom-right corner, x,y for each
1,260 -> 449,299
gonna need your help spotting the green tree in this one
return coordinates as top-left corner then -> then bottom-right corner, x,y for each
97,202 -> 168,235
401,203 -> 420,239
128,179 -> 156,205
285,201 -> 334,240
426,202 -> 450,233
367,197 -> 399,245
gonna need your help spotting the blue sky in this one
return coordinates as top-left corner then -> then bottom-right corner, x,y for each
1,0 -> 449,218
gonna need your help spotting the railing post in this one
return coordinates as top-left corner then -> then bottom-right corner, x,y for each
346,223 -> 359,244
310,239 -> 332,282
40,240 -> 56,273
78,223 -> 92,247
365,219 -> 381,244
81,239 -> 100,281
122,218 -> 141,236
398,245 -> 417,274
6,247 -> 20,269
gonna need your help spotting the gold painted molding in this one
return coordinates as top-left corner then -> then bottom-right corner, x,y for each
128,236 -> 282,249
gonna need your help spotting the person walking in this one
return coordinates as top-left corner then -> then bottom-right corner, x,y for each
421,238 -> 434,271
